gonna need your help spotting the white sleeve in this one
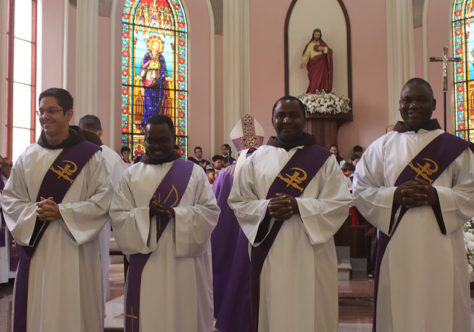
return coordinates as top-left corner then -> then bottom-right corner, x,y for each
174,166 -> 220,257
1,153 -> 39,246
353,140 -> 396,235
58,152 -> 113,245
296,157 -> 352,245
228,156 -> 270,245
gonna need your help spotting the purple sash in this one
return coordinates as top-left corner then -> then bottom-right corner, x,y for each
0,176 -> 5,247
250,145 -> 331,332
372,132 -> 470,332
13,141 -> 100,332
125,158 -> 194,332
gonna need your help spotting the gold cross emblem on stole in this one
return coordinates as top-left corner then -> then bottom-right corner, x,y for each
153,185 -> 179,233
408,158 -> 439,184
277,167 -> 308,192
49,160 -> 78,184
126,307 -> 138,331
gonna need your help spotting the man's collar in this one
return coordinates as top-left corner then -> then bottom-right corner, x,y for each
393,119 -> 441,133
266,133 -> 316,151
141,150 -> 181,165
37,126 -> 85,149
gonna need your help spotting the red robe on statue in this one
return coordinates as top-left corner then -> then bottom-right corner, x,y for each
302,40 -> 333,93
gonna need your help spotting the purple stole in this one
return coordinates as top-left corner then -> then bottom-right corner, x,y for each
13,141 -> 100,332
372,132 -> 470,332
250,145 -> 331,332
125,158 -> 194,332
0,176 -> 5,247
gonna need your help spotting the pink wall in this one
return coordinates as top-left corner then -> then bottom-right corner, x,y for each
97,15 -> 112,146
40,0 -> 64,90
249,0 -> 293,142
185,0 -> 212,159
248,0 -> 389,160
414,26 -> 424,78
337,0 -> 388,160
213,34 -> 224,159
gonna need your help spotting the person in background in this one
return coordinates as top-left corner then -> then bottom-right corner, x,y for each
121,146 -> 132,164
188,146 -> 210,169
206,168 -> 216,184
221,144 -> 235,166
212,155 -> 225,175
329,144 -> 344,166
351,154 -> 361,167
352,145 -> 363,157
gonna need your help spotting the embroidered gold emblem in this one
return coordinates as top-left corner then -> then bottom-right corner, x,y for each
154,185 -> 179,232
155,185 -> 179,207
49,160 -> 78,184
277,167 -> 308,192
408,158 -> 439,183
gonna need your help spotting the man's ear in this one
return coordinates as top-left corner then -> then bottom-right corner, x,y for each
65,109 -> 74,122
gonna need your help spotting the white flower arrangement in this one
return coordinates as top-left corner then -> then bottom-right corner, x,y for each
464,219 -> 474,280
298,92 -> 351,115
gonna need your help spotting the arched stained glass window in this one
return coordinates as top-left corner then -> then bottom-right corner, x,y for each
452,0 -> 473,142
121,0 -> 188,159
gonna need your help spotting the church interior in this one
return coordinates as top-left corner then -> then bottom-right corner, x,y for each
0,0 -> 473,331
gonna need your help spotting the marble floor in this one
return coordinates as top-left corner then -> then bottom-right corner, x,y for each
0,263 -> 472,332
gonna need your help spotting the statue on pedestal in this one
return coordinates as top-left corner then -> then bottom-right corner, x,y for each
300,28 -> 333,93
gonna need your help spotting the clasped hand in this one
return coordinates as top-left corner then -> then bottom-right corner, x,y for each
150,196 -> 175,219
36,196 -> 61,221
394,179 -> 438,209
267,193 -> 299,221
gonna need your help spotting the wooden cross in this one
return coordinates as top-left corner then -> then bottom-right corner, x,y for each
126,307 -> 138,332
429,46 -> 461,129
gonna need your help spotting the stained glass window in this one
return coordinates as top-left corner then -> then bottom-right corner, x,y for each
452,0 -> 474,142
121,0 -> 188,159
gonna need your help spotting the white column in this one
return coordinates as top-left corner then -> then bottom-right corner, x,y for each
223,0 -> 250,148
62,0 -> 69,89
206,0 -> 216,157
75,0 -> 98,120
386,0 -> 415,125
109,0 -> 118,149
0,0 -> 7,156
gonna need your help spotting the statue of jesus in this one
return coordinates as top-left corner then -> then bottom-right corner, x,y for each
300,28 -> 333,93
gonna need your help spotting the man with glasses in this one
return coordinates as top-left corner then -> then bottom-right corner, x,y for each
2,88 -> 112,332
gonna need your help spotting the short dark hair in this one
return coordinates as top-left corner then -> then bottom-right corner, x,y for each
222,143 -> 232,156
121,146 -> 131,154
212,154 -> 224,162
79,114 -> 102,132
39,88 -> 73,113
205,168 -> 215,174
353,145 -> 363,153
351,154 -> 361,161
194,146 -> 202,153
403,77 -> 434,97
146,115 -> 175,133
342,162 -> 355,172
329,144 -> 338,149
272,96 -> 307,117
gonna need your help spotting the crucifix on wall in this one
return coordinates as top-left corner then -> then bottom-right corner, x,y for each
429,46 -> 461,130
